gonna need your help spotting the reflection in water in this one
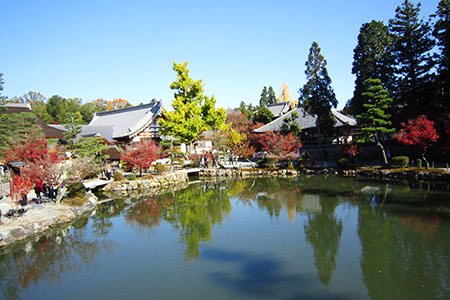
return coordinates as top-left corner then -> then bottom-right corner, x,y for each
304,195 -> 343,286
1,176 -> 449,299
0,221 -> 117,300
125,182 -> 232,260
358,203 -> 450,300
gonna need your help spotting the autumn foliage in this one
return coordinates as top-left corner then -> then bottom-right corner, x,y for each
121,141 -> 162,174
8,175 -> 33,201
397,115 -> 439,168
3,138 -> 63,184
258,131 -> 302,160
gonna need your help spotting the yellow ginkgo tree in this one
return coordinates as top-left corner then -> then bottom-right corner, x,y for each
277,83 -> 297,109
159,62 -> 228,147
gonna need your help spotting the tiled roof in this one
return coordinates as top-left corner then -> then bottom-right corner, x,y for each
266,102 -> 291,117
88,101 -> 162,139
254,107 -> 357,133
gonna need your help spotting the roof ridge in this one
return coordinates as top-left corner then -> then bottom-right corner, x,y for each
96,102 -> 158,116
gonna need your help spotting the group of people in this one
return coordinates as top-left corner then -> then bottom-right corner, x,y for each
33,179 -> 59,202
199,152 -> 218,168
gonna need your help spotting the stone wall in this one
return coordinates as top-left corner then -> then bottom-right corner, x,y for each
102,171 -> 189,195
0,205 -> 92,247
200,168 -> 299,177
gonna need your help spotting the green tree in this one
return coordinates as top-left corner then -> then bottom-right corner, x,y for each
299,41 -> 337,144
356,79 -> 395,165
253,105 -> 274,124
259,86 -> 277,107
280,112 -> 302,136
46,95 -> 83,124
46,95 -> 67,123
63,113 -> 108,162
433,0 -> 450,111
0,112 -> 44,152
346,20 -> 395,116
159,61 -> 227,146
0,73 -> 7,103
267,86 -> 277,105
79,99 -> 108,123
259,86 -> 268,107
237,101 -> 256,119
389,0 -> 435,112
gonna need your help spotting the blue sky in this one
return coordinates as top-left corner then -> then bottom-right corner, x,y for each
0,0 -> 441,110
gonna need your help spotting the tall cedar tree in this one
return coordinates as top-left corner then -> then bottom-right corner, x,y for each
0,73 -> 6,103
356,79 -> 395,165
159,62 -> 228,146
389,0 -> 435,114
259,86 -> 277,107
397,115 -> 439,169
259,86 -> 268,107
267,86 -> 277,105
347,20 -> 395,116
433,0 -> 450,112
299,42 -> 337,141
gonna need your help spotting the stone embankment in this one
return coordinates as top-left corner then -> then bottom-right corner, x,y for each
341,168 -> 450,183
0,171 -> 189,248
0,204 -> 92,247
102,171 -> 188,195
198,168 -> 336,177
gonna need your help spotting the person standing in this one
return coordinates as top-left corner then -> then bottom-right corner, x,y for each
34,179 -> 43,199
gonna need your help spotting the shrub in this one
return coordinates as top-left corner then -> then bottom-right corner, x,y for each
416,158 -> 422,168
337,157 -> 350,168
114,171 -> 125,181
62,196 -> 85,207
391,156 -> 409,168
155,162 -> 168,174
188,153 -> 201,167
296,158 -> 308,169
66,182 -> 86,198
128,174 -> 136,180
258,156 -> 279,168
287,161 -> 295,170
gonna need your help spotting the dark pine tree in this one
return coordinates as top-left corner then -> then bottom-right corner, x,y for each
267,86 -> 277,105
389,0 -> 435,116
299,41 -> 337,144
259,86 -> 268,107
433,0 -> 450,112
346,20 -> 395,116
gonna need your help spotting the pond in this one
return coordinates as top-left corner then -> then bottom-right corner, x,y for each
1,176 -> 449,299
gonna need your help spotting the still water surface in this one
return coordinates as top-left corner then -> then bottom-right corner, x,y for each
1,176 -> 449,299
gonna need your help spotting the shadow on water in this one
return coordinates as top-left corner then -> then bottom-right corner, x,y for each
202,247 -> 354,299
202,247 -> 313,297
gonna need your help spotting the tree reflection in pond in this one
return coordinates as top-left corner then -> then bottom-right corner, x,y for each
358,201 -> 450,300
125,182 -> 232,260
0,221 -> 116,300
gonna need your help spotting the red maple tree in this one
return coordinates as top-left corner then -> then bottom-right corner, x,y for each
258,131 -> 302,160
8,175 -> 33,202
121,141 -> 162,175
397,115 -> 439,169
3,138 -> 63,183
